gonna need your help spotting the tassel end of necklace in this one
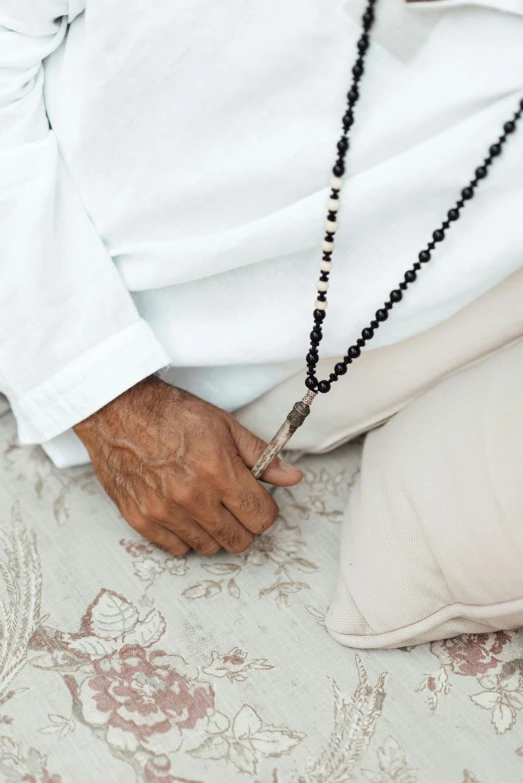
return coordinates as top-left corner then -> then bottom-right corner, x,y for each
251,390 -> 317,480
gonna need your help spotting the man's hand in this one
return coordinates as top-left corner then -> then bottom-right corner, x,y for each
73,376 -> 303,557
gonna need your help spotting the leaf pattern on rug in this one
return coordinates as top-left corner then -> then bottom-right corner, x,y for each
3,441 -> 99,526
0,505 -> 42,703
294,656 -> 387,783
361,737 -> 417,783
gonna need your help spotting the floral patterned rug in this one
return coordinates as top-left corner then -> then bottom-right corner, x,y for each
0,406 -> 521,783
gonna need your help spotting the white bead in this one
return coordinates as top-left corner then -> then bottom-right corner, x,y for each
315,298 -> 328,310
316,280 -> 329,292
325,220 -> 338,233
331,175 -> 343,191
322,240 -> 334,252
320,260 -> 333,272
328,198 -> 339,212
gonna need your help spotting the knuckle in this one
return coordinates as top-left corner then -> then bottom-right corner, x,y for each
152,536 -> 189,558
126,514 -> 150,536
199,457 -> 221,482
214,522 -> 253,553
228,535 -> 253,554
190,535 -> 206,554
147,498 -> 171,520
172,482 -> 198,508
249,499 -> 279,534
170,542 -> 190,557
200,542 -> 221,556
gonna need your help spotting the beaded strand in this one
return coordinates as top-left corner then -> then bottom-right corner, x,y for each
305,0 -> 522,395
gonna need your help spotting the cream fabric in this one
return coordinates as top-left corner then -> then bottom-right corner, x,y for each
327,336 -> 523,648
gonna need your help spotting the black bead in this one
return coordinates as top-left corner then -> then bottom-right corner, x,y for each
370,319 -> 379,329
347,87 -> 359,103
442,219 -> 450,230
413,262 -> 421,271
357,35 -> 369,53
335,362 -> 347,376
327,212 -> 337,221
348,345 -> 360,359
352,63 -> 364,79
384,300 -> 393,310
405,270 -> 416,283
310,329 -> 322,342
489,143 -> 501,157
337,137 -> 349,153
333,162 -> 345,177
362,327 -> 373,340
419,250 -> 431,263
343,111 -> 354,130
399,282 -> 407,290
475,166 -> 487,179
376,309 -> 388,322
462,187 -> 474,200
362,9 -> 374,28
427,240 -> 436,250
356,337 -> 365,347
305,376 -> 318,390
329,373 -> 338,383
318,380 -> 331,394
306,351 -> 318,364
306,366 -> 316,376
504,121 -> 516,134
390,289 -> 402,303
322,253 -> 332,261
447,209 -> 459,221
433,229 -> 445,242
314,309 -> 326,321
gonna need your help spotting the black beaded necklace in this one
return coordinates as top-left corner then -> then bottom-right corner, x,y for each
251,0 -> 522,479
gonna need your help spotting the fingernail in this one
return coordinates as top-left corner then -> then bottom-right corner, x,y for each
279,460 -> 302,476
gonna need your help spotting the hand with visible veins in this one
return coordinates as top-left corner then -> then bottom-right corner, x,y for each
73,376 -> 303,556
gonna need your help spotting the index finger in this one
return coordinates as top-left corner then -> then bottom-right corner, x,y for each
222,461 -> 279,535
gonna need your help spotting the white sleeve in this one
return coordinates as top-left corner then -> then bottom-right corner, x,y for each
0,0 -> 170,444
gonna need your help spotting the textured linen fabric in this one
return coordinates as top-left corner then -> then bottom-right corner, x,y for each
326,336 -> 523,649
1,408 -> 523,782
1,0 -> 523,463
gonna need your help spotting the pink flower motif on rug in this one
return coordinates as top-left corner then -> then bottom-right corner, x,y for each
430,633 -> 512,677
202,647 -> 273,682
78,645 -> 215,755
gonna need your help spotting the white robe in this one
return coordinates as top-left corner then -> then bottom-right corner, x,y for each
0,0 -> 522,466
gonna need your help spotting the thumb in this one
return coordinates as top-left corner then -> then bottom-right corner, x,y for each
230,420 -> 303,486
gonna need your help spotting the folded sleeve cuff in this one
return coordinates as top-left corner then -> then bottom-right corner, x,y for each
10,319 -> 171,444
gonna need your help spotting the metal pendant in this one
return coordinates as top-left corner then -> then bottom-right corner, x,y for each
251,390 -> 317,479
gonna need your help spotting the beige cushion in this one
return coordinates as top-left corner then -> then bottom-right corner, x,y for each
326,336 -> 523,648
